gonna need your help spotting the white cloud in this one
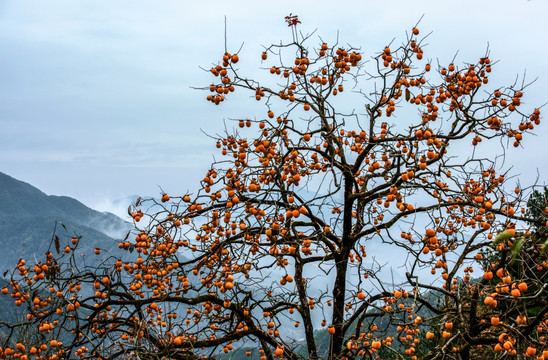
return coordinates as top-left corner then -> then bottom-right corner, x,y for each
0,0 -> 547,204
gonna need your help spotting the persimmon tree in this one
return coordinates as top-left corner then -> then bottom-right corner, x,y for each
1,16 -> 548,360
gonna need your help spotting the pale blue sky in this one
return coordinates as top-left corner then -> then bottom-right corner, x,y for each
1,0 -> 547,216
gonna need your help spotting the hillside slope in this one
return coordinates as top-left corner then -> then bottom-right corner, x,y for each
0,172 -> 132,274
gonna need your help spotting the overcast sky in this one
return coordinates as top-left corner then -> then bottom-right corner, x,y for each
1,0 -> 547,218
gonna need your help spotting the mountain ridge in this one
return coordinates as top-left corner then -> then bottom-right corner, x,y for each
0,171 -> 132,274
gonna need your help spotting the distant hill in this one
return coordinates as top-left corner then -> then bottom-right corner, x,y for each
0,171 -> 132,274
